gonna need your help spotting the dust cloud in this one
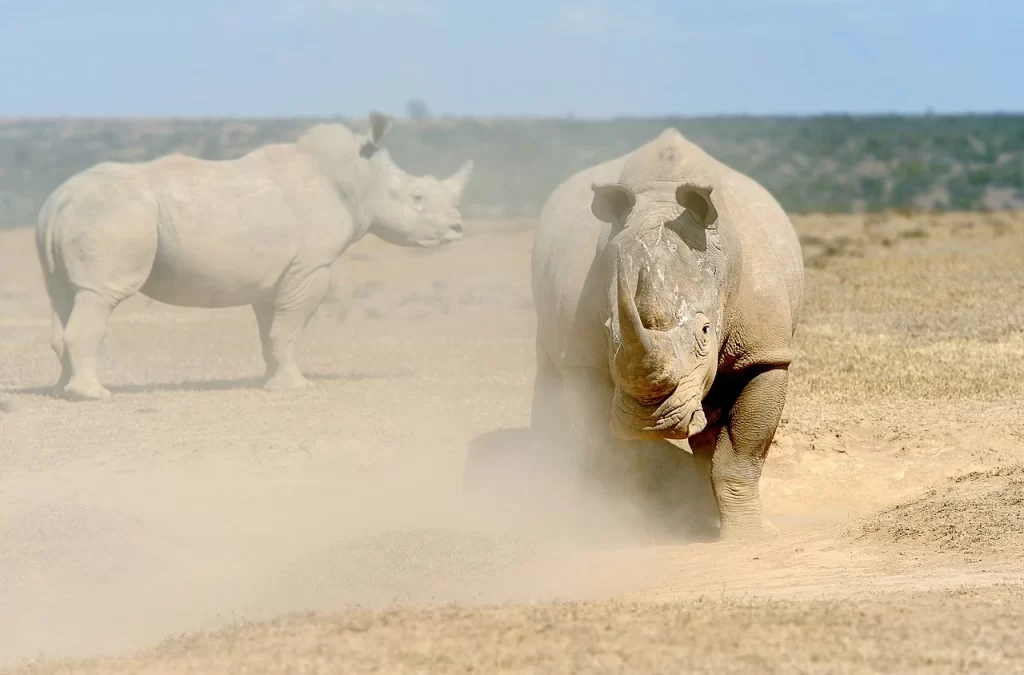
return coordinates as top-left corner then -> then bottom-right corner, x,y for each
0,293 -> 699,667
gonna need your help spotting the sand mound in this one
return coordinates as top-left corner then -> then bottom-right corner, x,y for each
857,465 -> 1024,555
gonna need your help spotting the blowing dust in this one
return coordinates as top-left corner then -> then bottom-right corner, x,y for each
0,400 -> 700,667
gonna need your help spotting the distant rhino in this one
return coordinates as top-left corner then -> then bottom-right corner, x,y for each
36,112 -> 474,400
531,128 -> 804,540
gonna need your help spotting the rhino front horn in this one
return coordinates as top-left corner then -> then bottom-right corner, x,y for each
615,263 -> 655,357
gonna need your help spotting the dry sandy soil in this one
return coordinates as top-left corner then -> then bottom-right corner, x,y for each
1,211 -> 1023,673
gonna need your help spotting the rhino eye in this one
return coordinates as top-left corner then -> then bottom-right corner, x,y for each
694,315 -> 711,357
412,193 -> 423,203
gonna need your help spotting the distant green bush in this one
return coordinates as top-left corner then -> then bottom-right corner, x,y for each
1,114 -> 1022,227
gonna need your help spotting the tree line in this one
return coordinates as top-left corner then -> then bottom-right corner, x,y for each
1,114 -> 1021,227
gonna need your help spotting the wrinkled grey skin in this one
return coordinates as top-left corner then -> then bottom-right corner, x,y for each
531,128 -> 804,540
36,112 -> 474,401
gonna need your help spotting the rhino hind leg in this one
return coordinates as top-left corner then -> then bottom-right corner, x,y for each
693,366 -> 789,540
45,281 -> 74,391
255,266 -> 330,391
61,290 -> 121,401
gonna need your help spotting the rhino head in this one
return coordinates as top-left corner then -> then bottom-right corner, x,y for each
300,111 -> 474,248
590,137 -> 728,441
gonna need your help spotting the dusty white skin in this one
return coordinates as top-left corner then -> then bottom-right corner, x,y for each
36,111 -> 475,401
530,127 -> 804,540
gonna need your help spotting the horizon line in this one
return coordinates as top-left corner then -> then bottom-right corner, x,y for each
2,110 -> 1024,123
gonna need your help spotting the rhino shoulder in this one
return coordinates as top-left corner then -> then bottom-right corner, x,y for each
715,173 -> 804,373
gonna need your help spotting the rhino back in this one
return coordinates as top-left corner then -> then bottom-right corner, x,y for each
139,146 -> 351,307
531,153 -> 630,370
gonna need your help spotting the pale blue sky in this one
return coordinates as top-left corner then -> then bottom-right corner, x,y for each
1,0 -> 1020,117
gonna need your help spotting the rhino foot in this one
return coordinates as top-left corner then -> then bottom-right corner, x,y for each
263,372 -> 314,392
719,516 -> 779,542
63,380 -> 112,402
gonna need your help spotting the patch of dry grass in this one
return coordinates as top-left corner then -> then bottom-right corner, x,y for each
788,211 -> 1024,403
13,585 -> 1024,675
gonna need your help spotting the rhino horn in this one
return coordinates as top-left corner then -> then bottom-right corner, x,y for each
444,160 -> 474,198
615,262 -> 656,360
634,262 -> 677,332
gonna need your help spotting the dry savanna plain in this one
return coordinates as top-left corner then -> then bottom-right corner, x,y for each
1,211 -> 1024,673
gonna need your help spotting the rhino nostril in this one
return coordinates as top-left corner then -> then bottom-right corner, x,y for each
450,223 -> 464,234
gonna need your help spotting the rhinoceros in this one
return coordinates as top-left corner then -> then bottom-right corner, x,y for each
36,112 -> 474,401
530,128 -> 804,540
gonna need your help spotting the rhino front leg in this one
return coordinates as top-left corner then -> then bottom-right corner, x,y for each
530,339 -> 566,442
561,367 -> 627,484
561,368 -> 671,502
257,266 -> 330,391
562,367 -> 710,540
692,366 -> 788,540
252,302 -> 276,380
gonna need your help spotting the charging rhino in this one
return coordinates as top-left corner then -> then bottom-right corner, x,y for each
36,112 -> 474,400
530,128 -> 804,540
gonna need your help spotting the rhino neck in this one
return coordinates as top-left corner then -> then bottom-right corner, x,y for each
296,128 -> 375,240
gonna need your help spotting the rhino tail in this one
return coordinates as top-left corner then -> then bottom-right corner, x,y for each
35,192 -> 75,359
35,191 -> 63,279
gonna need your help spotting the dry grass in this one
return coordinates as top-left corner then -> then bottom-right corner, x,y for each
16,586 -> 1024,675
789,211 -> 1024,403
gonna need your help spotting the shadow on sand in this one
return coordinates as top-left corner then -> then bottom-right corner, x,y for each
11,370 -> 412,398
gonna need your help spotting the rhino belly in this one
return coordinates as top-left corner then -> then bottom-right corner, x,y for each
141,234 -> 292,308
141,262 -> 272,308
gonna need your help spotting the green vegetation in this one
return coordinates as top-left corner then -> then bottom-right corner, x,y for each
1,114 -> 1022,226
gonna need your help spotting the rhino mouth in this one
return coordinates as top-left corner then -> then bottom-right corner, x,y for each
369,225 -> 461,248
610,388 -> 707,441
416,229 -> 463,248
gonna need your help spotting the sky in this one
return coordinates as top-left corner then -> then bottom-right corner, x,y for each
0,0 -> 1021,118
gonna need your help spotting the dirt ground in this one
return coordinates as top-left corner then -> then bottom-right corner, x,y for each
1,211 -> 1023,674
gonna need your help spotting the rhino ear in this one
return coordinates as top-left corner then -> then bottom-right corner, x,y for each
676,184 -> 718,229
590,183 -> 636,226
368,110 -> 393,146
